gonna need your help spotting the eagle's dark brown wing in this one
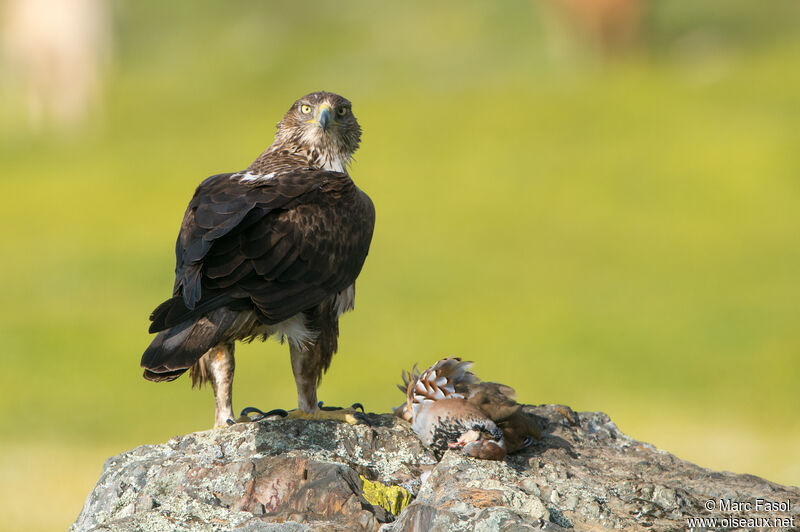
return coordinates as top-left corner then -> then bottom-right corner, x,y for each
149,169 -> 374,333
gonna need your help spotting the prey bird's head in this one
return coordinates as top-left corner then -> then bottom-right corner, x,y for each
448,425 -> 506,460
274,91 -> 361,172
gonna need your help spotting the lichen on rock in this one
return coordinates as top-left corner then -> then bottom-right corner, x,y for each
360,475 -> 412,516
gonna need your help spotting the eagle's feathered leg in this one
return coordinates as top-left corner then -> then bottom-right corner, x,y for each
289,341 -> 321,413
190,342 -> 235,428
284,306 -> 363,424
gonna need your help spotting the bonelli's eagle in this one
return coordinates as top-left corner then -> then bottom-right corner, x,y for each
141,92 -> 375,427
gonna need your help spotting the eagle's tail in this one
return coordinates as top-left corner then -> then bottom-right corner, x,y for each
141,306 -> 239,382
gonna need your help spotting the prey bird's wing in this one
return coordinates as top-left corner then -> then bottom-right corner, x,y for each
149,169 -> 375,332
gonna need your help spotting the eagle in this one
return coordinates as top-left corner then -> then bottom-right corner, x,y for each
140,91 -> 375,427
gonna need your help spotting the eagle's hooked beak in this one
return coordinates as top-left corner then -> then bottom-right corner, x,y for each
317,104 -> 331,132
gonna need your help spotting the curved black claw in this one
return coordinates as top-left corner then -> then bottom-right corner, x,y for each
316,401 -> 366,413
228,407 -> 289,424
226,418 -> 236,426
241,407 -> 289,419
317,401 -> 339,411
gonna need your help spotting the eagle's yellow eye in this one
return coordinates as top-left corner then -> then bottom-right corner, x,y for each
337,107 -> 348,116
300,104 -> 312,114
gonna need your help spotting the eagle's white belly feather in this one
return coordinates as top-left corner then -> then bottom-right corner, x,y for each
228,284 -> 355,348
333,284 -> 355,318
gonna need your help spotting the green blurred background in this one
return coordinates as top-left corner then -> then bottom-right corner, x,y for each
1,1 -> 799,530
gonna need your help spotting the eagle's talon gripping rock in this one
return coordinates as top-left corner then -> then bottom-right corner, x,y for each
288,406 -> 366,425
228,407 -> 289,424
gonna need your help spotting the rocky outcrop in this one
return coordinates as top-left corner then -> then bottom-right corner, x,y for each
71,405 -> 799,531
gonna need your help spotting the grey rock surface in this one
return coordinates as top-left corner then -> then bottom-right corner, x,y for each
71,405 -> 800,531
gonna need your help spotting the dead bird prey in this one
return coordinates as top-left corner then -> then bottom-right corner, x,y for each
141,91 -> 375,427
394,357 -> 541,460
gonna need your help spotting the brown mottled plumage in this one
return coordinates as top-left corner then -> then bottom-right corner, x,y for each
141,92 -> 374,427
395,357 -> 541,460
466,381 -> 542,453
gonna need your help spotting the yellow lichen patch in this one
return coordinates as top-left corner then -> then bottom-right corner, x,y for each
360,475 -> 412,516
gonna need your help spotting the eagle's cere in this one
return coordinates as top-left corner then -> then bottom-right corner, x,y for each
140,91 -> 374,427
395,357 -> 542,460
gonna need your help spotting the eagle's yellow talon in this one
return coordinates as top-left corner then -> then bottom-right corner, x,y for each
287,406 -> 364,425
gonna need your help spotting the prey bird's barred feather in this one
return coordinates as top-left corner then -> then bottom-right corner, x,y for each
397,357 -> 477,422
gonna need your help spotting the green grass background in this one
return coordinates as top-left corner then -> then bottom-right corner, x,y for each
1,1 -> 799,530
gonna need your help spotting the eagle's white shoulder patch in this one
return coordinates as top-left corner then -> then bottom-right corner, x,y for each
239,171 -> 276,182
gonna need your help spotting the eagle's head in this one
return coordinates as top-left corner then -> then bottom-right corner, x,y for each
274,91 -> 361,173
